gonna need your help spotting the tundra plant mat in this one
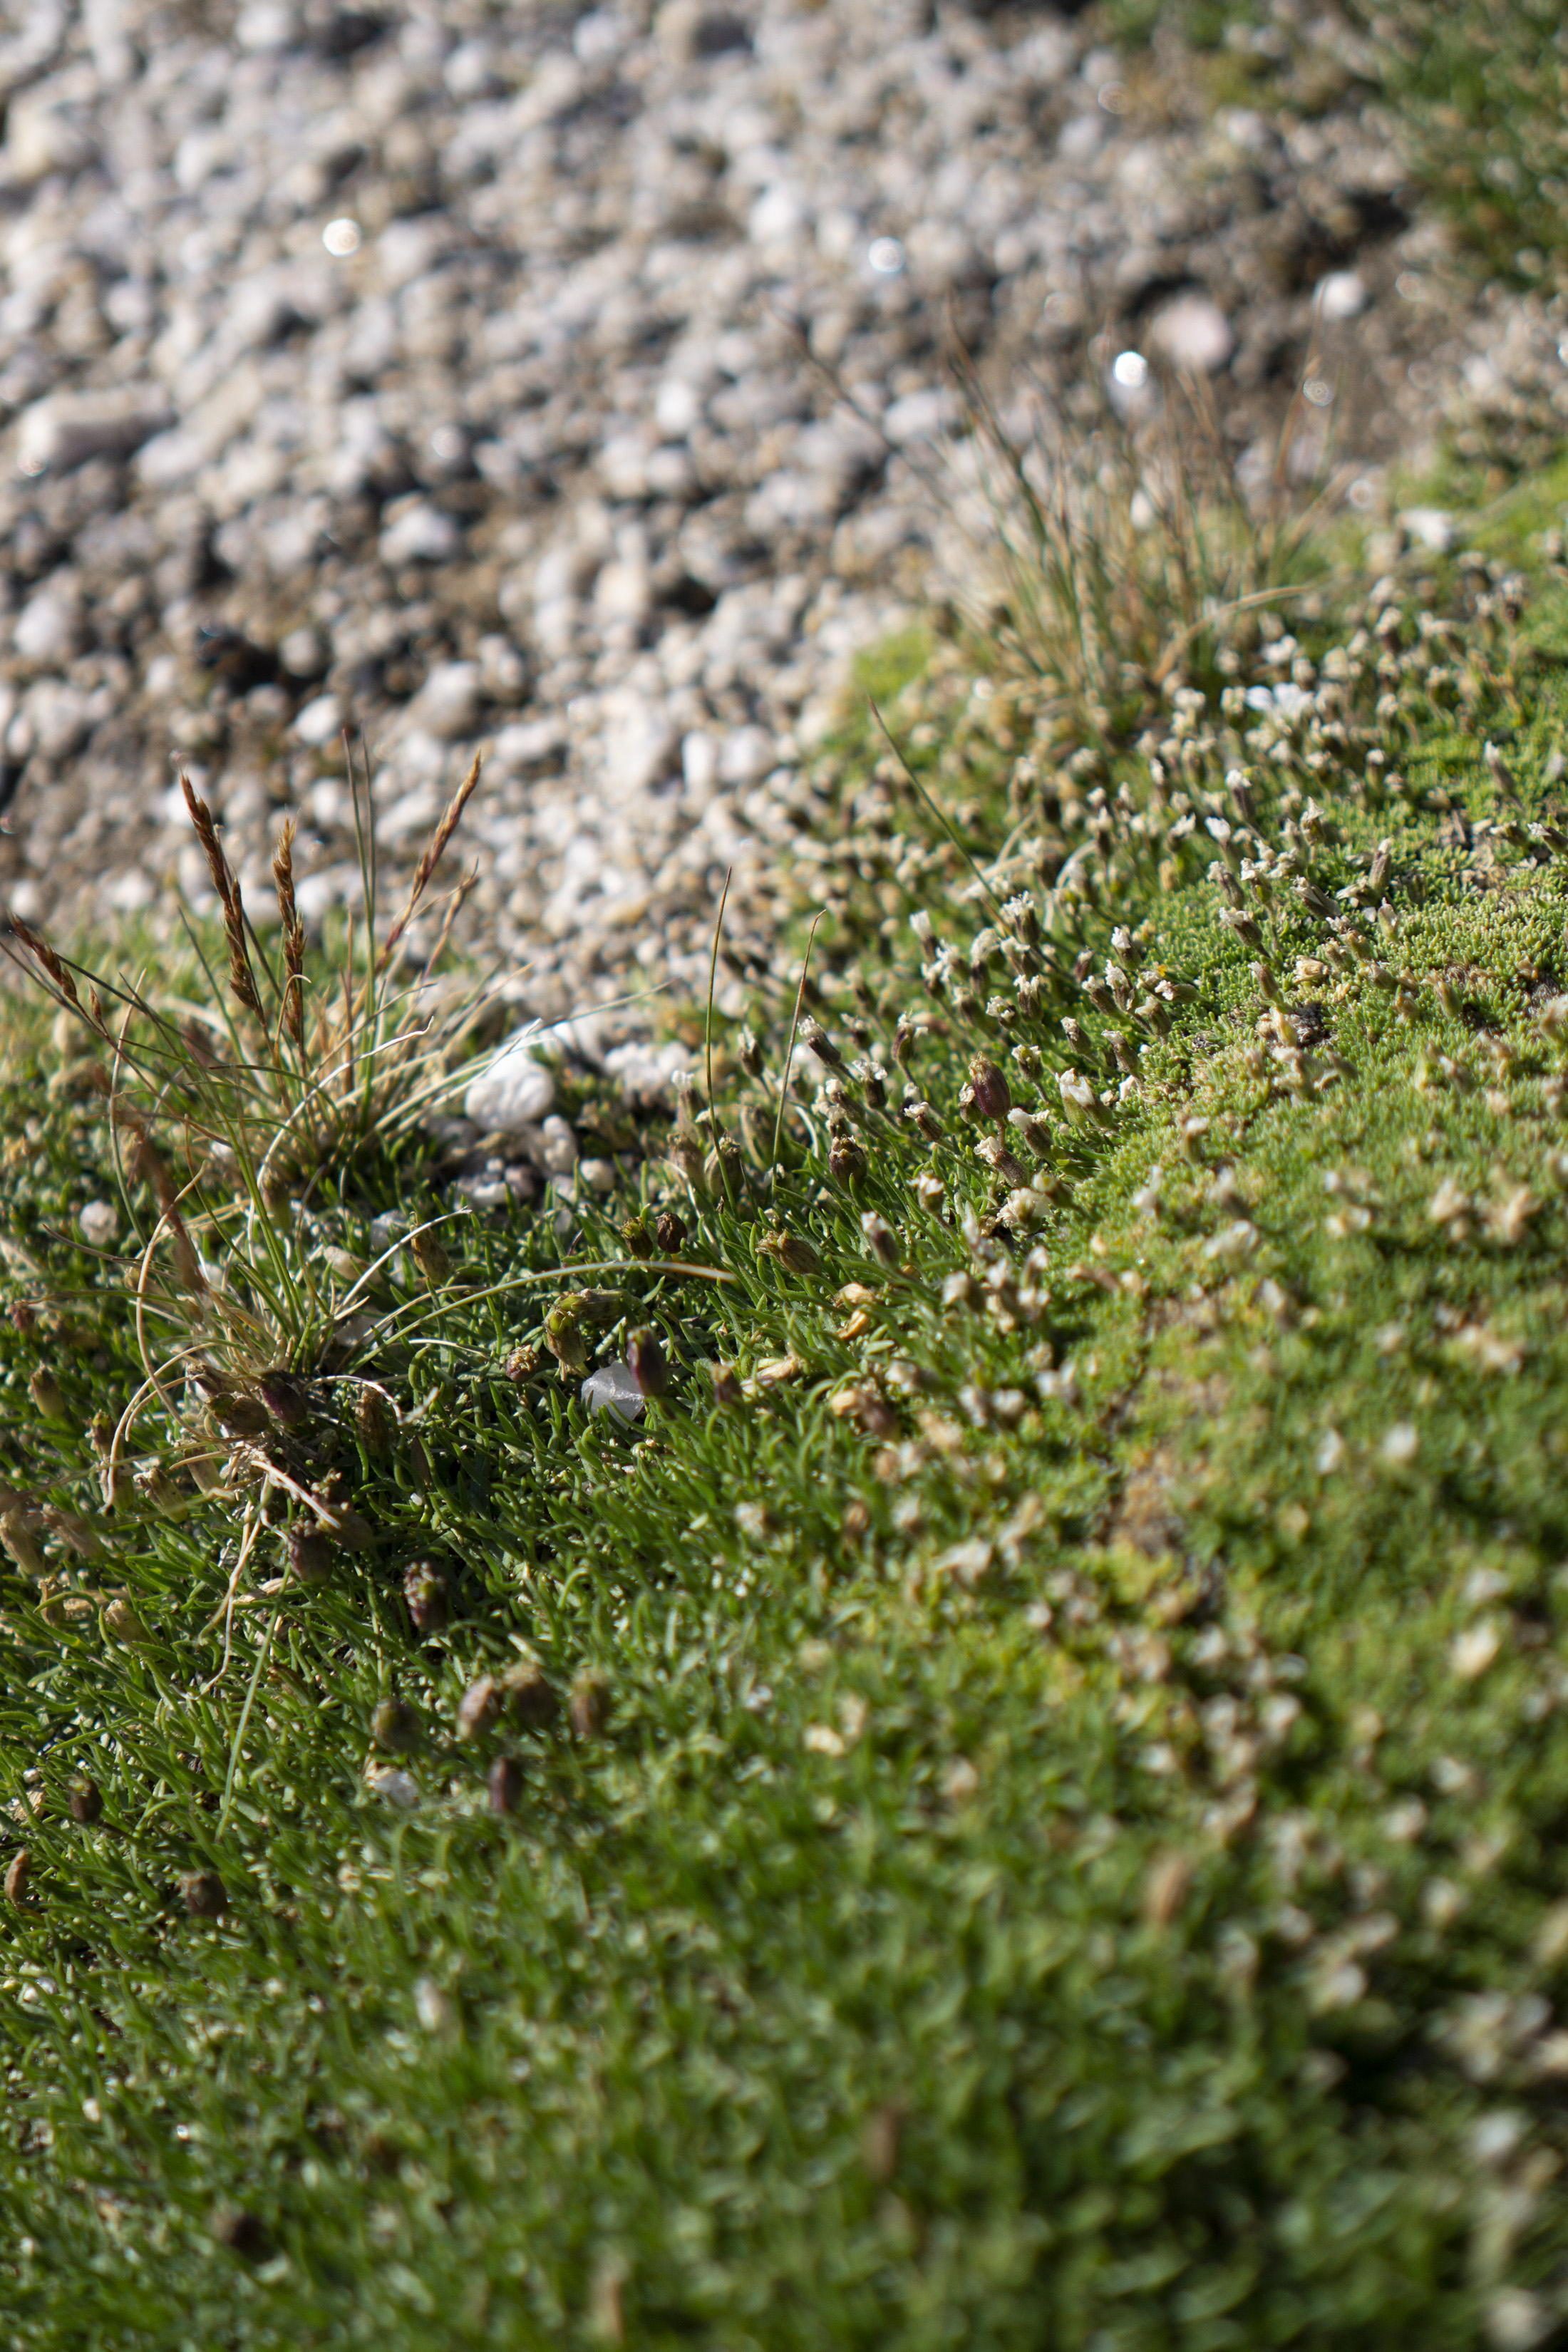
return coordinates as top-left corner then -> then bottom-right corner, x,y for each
6,547 -> 1568,2348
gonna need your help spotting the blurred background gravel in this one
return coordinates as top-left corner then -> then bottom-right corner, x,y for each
0,0 -> 1549,1020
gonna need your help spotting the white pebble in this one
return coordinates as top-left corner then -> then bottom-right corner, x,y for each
582,1363 -> 644,1420
463,1031 -> 556,1132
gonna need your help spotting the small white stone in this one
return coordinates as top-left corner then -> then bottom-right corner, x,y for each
1316,269 -> 1367,321
406,660 -> 482,741
582,1362 -> 644,1420
718,726 -> 775,786
279,626 -> 328,678
1149,294 -> 1234,373
292,693 -> 342,748
464,1031 -> 556,1132
379,502 -> 461,567
540,1115 -> 579,1175
12,589 -> 83,669
78,1200 -> 119,1248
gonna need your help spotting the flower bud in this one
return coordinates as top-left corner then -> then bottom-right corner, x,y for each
800,1018 -> 842,1069
288,1525 -> 334,1585
710,1361 -> 742,1408
654,1208 -> 687,1255
9,1301 -> 36,1336
28,1368 -> 66,1421
355,1386 -> 392,1455
829,1134 -> 868,1185
103,1596 -> 154,1647
504,1345 -> 542,1382
456,1676 -> 500,1740
371,1697 -> 419,1753
758,1228 -> 822,1279
331,1504 -> 375,1552
257,1368 -> 309,1429
489,1755 -> 525,1815
403,1559 -> 448,1634
1,1512 -> 46,1579
500,1660 -> 560,1728
850,1057 -> 887,1110
626,1327 -> 669,1399
4,1850 -> 30,1905
968,1056 -> 1011,1125
217,1391 -> 270,1438
545,1296 -> 588,1372
181,1869 -> 227,1919
860,1212 -> 900,1270
620,1212 -> 655,1262
569,1671 -> 613,1738
411,1226 -> 452,1287
68,1775 -> 102,1825
737,1026 -> 764,1078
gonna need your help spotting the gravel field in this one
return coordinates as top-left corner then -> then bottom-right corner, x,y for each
0,0 -> 1554,1027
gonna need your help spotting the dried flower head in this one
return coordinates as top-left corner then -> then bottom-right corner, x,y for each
757,1228 -> 822,1280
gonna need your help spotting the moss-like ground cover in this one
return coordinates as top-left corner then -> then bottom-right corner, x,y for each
4,520 -> 1568,2350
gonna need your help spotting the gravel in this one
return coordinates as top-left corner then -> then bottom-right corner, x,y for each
0,0 -> 1555,1036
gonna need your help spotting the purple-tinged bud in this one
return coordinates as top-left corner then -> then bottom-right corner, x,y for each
737,1026 -> 765,1078
456,1676 -> 500,1740
800,1018 -> 842,1070
288,1525 -> 334,1585
569,1671 -> 612,1738
68,1775 -> 103,1825
4,1850 -> 30,1906
181,1869 -> 227,1919
371,1697 -> 419,1753
654,1208 -> 687,1255
501,1660 -> 560,1728
860,1212 -> 900,1270
968,1056 -> 1011,1125
626,1326 -> 669,1399
711,1361 -> 742,1409
403,1558 -> 448,1634
257,1369 -> 309,1429
489,1755 -> 525,1814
